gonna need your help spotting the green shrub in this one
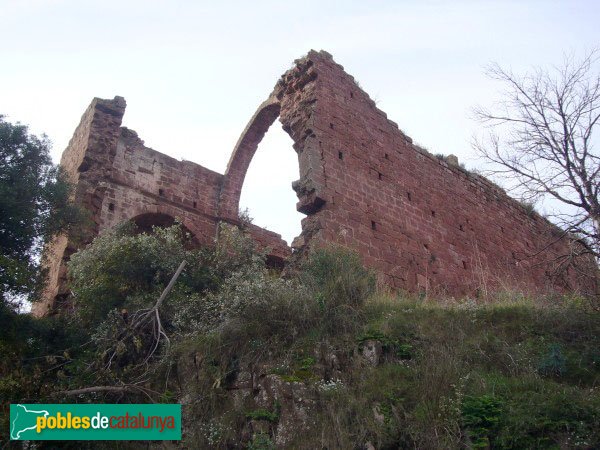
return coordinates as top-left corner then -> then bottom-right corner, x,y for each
520,200 -> 537,216
357,329 -> 413,359
216,274 -> 317,357
246,402 -> 281,423
301,245 -> 375,334
68,221 -> 270,332
466,373 -> 600,448
461,394 -> 503,448
68,222 -> 214,327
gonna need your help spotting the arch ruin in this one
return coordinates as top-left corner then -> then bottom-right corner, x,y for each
33,50 -> 597,316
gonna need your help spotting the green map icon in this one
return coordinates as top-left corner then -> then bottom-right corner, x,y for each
10,404 -> 49,440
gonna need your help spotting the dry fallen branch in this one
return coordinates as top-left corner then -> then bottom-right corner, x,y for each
105,260 -> 187,369
55,383 -> 161,402
57,262 -> 188,401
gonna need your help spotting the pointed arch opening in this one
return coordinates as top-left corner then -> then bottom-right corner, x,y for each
219,97 -> 307,247
239,122 -> 305,245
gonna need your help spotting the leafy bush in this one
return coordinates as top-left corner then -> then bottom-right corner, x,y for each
182,244 -> 376,376
0,302 -> 88,435
214,272 -> 317,362
61,221 -> 284,393
68,222 -> 210,326
461,394 -> 503,448
357,329 -> 413,359
301,245 -> 375,333
465,373 -> 600,449
68,221 -> 267,325
246,402 -> 280,423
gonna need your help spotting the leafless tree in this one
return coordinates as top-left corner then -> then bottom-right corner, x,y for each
473,51 -> 600,261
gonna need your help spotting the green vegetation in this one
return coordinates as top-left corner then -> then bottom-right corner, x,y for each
0,116 -> 84,307
1,221 -> 599,449
245,402 -> 281,423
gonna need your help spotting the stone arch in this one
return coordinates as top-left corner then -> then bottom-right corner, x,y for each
130,212 -> 200,248
132,212 -> 177,233
218,96 -> 282,221
123,202 -> 204,242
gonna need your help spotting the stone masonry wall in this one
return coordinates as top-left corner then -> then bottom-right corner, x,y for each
33,97 -> 290,316
273,51 -> 596,297
35,50 -> 596,316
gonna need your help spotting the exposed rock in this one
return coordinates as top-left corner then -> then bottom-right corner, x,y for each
361,339 -> 383,366
446,154 -> 459,166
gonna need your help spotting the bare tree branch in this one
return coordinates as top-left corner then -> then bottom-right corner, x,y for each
54,384 -> 160,402
474,50 -> 600,265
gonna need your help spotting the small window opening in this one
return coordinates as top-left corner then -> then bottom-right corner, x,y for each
378,172 -> 383,180
158,189 -> 164,197
431,210 -> 436,217
462,261 -> 468,270
108,203 -> 115,212
350,92 -> 354,98
384,153 -> 389,160
193,201 -> 197,208
329,123 -> 334,129
371,220 -> 377,231
459,224 -> 464,231
407,192 -> 412,201
338,151 -> 344,160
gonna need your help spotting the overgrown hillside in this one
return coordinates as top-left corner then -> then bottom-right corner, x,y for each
1,223 -> 599,449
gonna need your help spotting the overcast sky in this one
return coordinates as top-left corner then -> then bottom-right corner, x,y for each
2,0 -> 598,243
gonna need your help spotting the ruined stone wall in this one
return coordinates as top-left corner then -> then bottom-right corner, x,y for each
34,98 -> 126,316
33,97 -> 290,316
101,127 -> 223,244
274,51 -> 595,296
35,50 -> 595,316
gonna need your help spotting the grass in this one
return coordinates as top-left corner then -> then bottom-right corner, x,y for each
177,287 -> 600,449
